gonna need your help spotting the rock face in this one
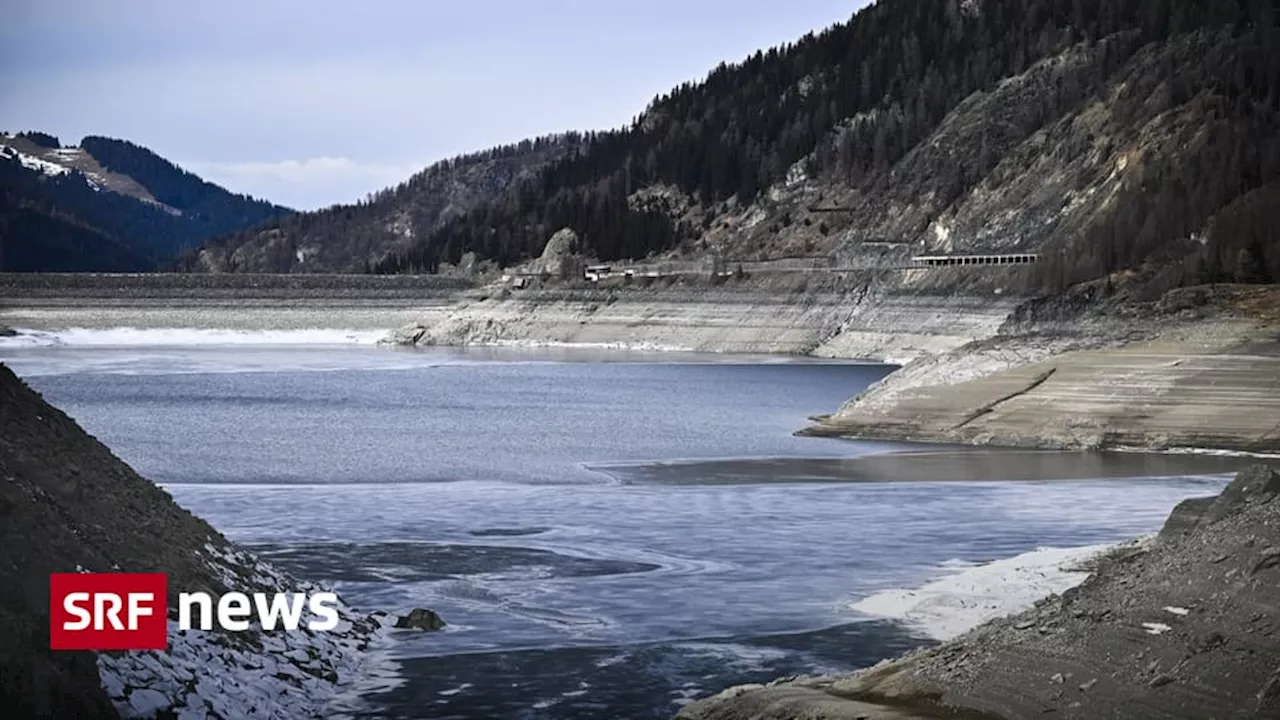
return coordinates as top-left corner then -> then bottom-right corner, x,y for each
678,464 -> 1280,720
0,364 -> 384,718
535,227 -> 582,277
394,608 -> 446,631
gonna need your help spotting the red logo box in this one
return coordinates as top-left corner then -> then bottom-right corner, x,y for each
50,573 -> 168,650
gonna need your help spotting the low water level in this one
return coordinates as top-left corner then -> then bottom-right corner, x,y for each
2,342 -> 1242,718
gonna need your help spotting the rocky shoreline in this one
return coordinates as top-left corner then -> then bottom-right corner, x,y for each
0,364 -> 424,718
678,464 -> 1280,720
671,284 -> 1280,718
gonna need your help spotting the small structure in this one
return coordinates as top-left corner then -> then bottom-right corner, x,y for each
584,264 -> 612,281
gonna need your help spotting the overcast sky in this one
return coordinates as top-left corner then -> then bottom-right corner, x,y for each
1,1 -> 869,210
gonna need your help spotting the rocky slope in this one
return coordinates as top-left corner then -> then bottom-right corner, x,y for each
374,1 -> 1277,311
0,364 -> 387,718
169,1 -> 1278,303
678,464 -> 1280,720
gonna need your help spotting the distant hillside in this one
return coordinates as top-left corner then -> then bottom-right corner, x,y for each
0,133 -> 291,272
181,135 -> 580,273
363,0 -> 1278,297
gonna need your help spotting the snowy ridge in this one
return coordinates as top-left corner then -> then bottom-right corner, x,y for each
1,142 -> 71,176
96,541 -> 400,719
851,541 -> 1132,641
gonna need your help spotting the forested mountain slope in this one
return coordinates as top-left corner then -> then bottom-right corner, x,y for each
367,0 -> 1277,295
0,132 -> 290,272
181,135 -> 580,273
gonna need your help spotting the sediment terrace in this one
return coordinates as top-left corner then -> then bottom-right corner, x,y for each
804,289 -> 1280,454
384,286 -> 1018,361
0,273 -> 465,332
1,273 -> 1018,363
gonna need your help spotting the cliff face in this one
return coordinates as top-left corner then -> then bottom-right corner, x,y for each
712,28 -> 1274,279
0,365 -> 381,718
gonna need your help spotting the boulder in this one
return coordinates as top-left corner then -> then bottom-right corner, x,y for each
1158,496 -> 1217,540
1202,464 -> 1280,524
379,324 -> 427,346
394,608 -> 446,631
1159,466 -> 1280,541
537,227 -> 581,276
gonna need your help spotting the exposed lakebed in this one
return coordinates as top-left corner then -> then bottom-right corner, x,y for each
0,339 -> 1247,718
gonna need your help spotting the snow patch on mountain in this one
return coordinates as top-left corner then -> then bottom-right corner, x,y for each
1,143 -> 71,176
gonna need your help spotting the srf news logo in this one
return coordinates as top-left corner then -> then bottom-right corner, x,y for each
51,573 -> 167,650
50,573 -> 340,651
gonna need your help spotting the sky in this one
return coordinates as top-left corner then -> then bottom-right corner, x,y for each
0,1 -> 871,210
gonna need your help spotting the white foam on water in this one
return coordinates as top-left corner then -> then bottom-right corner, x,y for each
485,337 -> 696,353
1115,444 -> 1280,460
852,541 -> 1122,641
668,642 -> 791,673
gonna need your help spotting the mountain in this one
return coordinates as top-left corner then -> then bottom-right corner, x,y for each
180,135 -> 580,273
355,0 -> 1277,296
0,132 -> 291,272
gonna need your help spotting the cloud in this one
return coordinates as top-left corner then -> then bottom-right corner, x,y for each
183,157 -> 422,210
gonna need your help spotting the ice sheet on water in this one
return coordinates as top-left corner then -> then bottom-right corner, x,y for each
851,541 -> 1125,641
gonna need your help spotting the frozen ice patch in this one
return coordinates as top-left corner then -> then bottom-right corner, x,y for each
852,543 -> 1115,641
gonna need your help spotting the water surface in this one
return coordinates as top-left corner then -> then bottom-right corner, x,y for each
0,342 -> 1237,718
